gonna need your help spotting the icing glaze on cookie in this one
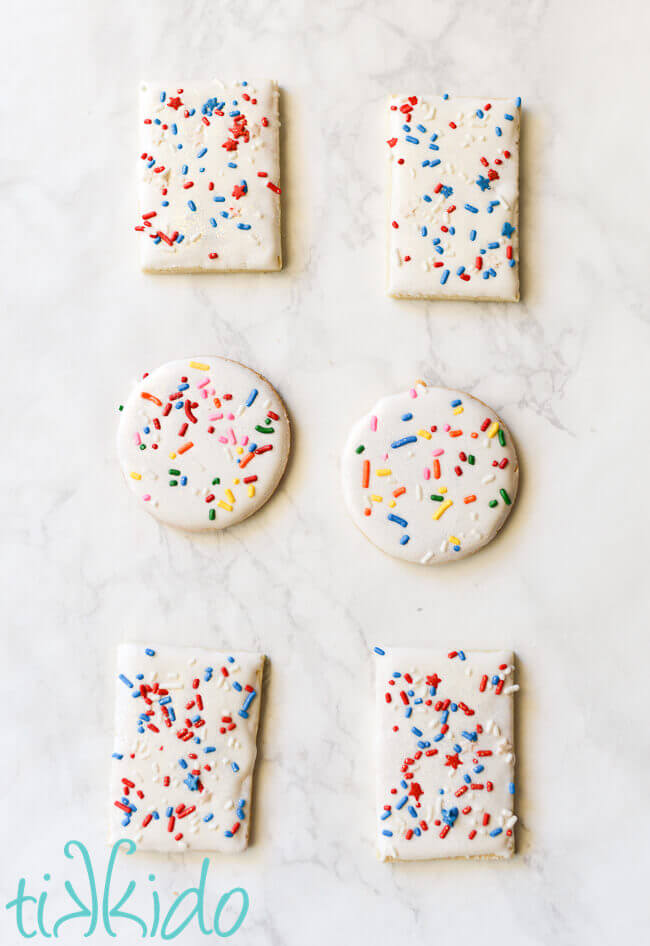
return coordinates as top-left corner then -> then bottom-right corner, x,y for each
109,644 -> 264,853
387,94 -> 520,300
136,80 -> 281,272
375,647 -> 517,861
117,357 -> 290,530
341,382 -> 518,563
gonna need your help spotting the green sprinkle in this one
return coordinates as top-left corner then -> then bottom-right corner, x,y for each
498,429 -> 506,447
255,425 -> 274,434
356,445 -> 365,454
489,499 -> 498,508
430,494 -> 444,502
139,443 -> 146,450
212,477 -> 221,485
209,509 -> 216,521
118,405 -> 123,412
168,468 -> 181,476
500,488 -> 512,505
468,454 -> 475,465
169,479 -> 178,487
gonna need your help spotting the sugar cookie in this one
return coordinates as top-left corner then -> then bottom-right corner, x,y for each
387,94 -> 520,300
136,80 -> 281,272
341,382 -> 518,563
110,644 -> 264,853
374,647 -> 518,860
117,357 -> 290,530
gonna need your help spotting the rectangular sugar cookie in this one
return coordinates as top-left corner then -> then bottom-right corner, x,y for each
137,80 -> 282,272
109,644 -> 264,853
387,95 -> 520,300
375,647 -> 518,860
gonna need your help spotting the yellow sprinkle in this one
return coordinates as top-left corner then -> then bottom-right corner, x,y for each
449,535 -> 460,544
487,421 -> 500,438
453,406 -> 464,415
169,452 -> 177,459
433,499 -> 453,520
189,361 -> 210,371
236,446 -> 243,455
130,472 -> 142,481
418,429 -> 432,440
370,494 -> 383,502
439,486 -> 447,494
218,500 -> 233,512
232,478 -> 240,485
376,469 -> 392,476
225,489 -> 235,504
389,500 -> 396,508
247,485 -> 255,498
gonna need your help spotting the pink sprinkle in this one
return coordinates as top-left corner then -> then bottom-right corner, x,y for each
227,412 -> 235,421
134,433 -> 141,446
142,494 -> 151,502
423,468 -> 431,480
409,388 -> 417,398
370,415 -> 378,432
197,377 -> 210,388
383,452 -> 389,460
218,436 -> 228,444
241,436 -> 249,446
229,428 -> 237,444
433,449 -> 444,457
444,424 -> 451,432
209,413 -> 223,421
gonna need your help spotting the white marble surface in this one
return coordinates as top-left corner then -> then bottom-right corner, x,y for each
1,0 -> 649,942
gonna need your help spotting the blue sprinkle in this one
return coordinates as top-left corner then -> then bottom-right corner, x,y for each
171,123 -> 177,135
469,229 -> 477,241
416,124 -> 426,133
449,226 -> 455,235
423,194 -> 432,203
504,113 -> 514,121
176,234 -> 184,244
178,758 -> 188,770
489,827 -> 503,837
213,196 -> 226,202
474,764 -> 484,774
495,126 -> 502,137
203,814 -> 214,822
509,782 -> 515,794
160,91 -> 166,103
209,217 -> 217,228
476,108 -> 484,118
166,806 -> 173,817
382,830 -> 393,837
197,147 -> 208,158
400,534 -> 411,547
402,123 -> 411,132
405,135 -> 419,144
203,746 -> 216,754
488,241 -> 500,249
456,266 -> 465,276
428,143 -> 439,151
387,513 -> 408,528
411,727 -> 423,737
380,810 -> 391,821
407,806 -> 417,819
112,753 -> 123,760
434,732 -> 445,742
440,269 -> 450,285
232,681 -> 243,692
237,223 -> 251,230
187,200 -> 197,212
420,226 -> 428,237
227,656 -> 235,663
443,93 -> 449,100
450,399 -> 462,407
145,647 -> 155,656
373,646 -> 385,656
516,96 -> 522,108
180,476 -> 187,486
181,164 -> 188,175
391,436 -> 417,449
441,710 -> 449,724
159,696 -> 171,706
396,796 -> 408,810
430,158 -> 441,167
119,674 -> 133,688
458,650 -> 465,660
401,412 -> 413,421
246,388 -> 258,407
464,203 -> 478,214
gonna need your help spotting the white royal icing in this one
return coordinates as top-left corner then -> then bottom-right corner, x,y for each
137,80 -> 281,272
110,644 -> 264,853
341,382 -> 519,563
387,94 -> 520,300
117,357 -> 290,531
375,648 -> 517,861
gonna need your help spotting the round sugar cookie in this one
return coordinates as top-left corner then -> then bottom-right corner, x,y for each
341,382 -> 519,564
117,357 -> 290,530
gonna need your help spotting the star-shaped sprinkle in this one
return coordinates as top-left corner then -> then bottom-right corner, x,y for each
409,782 -> 424,801
167,96 -> 183,111
502,222 -> 516,238
476,175 -> 491,192
445,752 -> 463,770
426,673 -> 442,688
